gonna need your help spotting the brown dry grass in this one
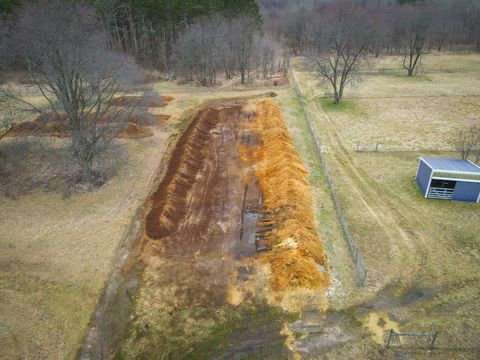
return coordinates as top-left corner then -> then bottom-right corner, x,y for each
0,88 -> 182,359
0,131 -> 170,359
295,54 -> 480,151
291,53 -> 480,358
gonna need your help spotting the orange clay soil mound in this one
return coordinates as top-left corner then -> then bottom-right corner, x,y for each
107,95 -> 174,107
8,113 -> 169,139
252,99 -> 329,292
145,106 -> 226,239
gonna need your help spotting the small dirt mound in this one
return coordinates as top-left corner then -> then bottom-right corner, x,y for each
8,113 -> 169,139
249,99 -> 329,292
145,107 -> 225,239
107,95 -> 174,107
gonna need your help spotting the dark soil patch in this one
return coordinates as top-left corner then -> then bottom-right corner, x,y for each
357,283 -> 438,315
8,112 -> 170,140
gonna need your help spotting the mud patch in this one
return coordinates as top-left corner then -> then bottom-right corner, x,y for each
363,312 -> 401,344
110,97 -> 328,358
117,100 -> 288,358
357,283 -> 438,315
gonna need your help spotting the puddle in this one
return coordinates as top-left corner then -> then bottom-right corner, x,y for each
363,312 -> 401,345
357,283 -> 437,315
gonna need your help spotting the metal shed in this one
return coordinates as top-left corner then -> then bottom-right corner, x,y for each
416,157 -> 480,202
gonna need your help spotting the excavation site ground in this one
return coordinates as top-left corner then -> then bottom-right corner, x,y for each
89,96 -> 331,359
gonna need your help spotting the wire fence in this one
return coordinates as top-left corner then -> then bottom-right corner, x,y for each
290,70 -> 368,286
384,329 -> 439,350
354,142 -> 453,153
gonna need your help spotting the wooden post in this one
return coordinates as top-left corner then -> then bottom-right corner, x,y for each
375,142 -> 379,152
385,329 -> 394,350
430,331 -> 438,348
362,268 -> 368,286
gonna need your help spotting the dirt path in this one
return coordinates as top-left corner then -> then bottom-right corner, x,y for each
143,104 -> 258,304
78,94 -> 331,359
114,99 -> 297,359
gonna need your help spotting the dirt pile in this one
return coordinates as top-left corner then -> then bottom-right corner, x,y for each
145,107 -> 226,239
8,113 -> 170,139
107,95 -> 174,107
250,99 -> 329,292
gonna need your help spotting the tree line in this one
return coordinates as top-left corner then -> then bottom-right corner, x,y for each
0,0 -> 271,182
1,0 -> 140,179
1,0 -> 262,71
175,16 -> 278,86
93,0 -> 262,71
260,0 -> 480,104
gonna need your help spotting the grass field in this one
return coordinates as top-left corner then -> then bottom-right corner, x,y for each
292,54 -> 480,358
0,115 -> 171,358
1,53 -> 479,359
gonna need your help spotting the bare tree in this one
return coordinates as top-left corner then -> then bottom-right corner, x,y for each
0,17 -> 14,79
396,4 -> 433,76
175,16 -> 271,86
450,124 -> 480,161
6,0 -> 138,179
232,16 -> 259,85
0,94 -> 15,141
472,0 -> 480,51
258,37 -> 276,79
218,20 -> 238,80
0,19 -> 15,142
307,1 -> 373,105
175,18 -> 221,87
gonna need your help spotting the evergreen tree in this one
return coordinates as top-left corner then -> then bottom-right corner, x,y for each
0,0 -> 22,14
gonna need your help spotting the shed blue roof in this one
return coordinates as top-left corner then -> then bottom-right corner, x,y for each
421,157 -> 480,174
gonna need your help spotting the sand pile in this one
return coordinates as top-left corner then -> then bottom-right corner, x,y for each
251,99 -> 329,292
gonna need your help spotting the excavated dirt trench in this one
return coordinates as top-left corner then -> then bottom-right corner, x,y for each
83,96 -> 329,359
142,103 -> 263,262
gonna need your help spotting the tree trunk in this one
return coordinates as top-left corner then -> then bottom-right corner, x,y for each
334,89 -> 340,104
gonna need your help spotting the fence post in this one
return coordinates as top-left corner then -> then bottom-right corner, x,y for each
375,142 -> 379,152
385,329 -> 394,350
430,331 -> 438,348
